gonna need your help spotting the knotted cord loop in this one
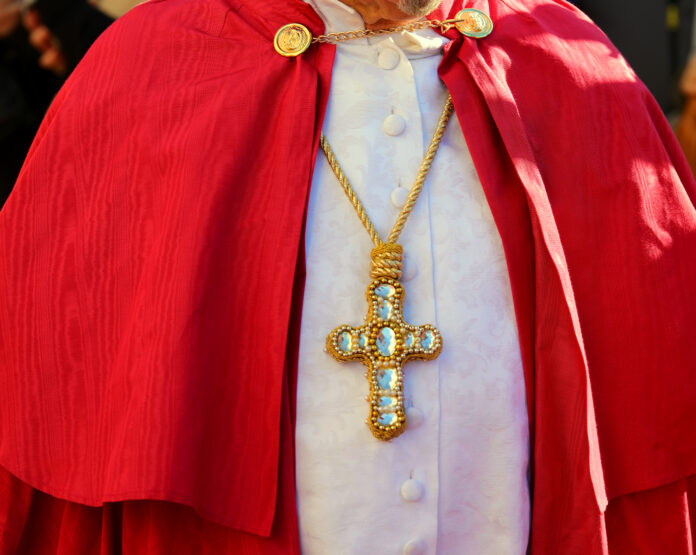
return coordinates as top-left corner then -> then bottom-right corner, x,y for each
370,243 -> 403,280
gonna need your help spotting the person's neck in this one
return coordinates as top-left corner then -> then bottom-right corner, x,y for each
337,0 -> 420,30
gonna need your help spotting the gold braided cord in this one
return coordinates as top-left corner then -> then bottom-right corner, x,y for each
319,134 -> 382,246
388,95 -> 454,245
320,95 -> 454,278
311,18 -> 466,45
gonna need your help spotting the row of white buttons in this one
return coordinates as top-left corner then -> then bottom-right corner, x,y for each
386,112 -> 417,281
400,472 -> 427,554
384,114 -> 417,280
401,406 -> 425,553
379,43 -> 429,555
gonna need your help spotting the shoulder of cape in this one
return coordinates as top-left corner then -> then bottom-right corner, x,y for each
25,0 -> 281,160
31,0 -> 639,161
74,0 -> 629,82
57,0 -> 635,117
488,0 -> 612,46
484,0 -> 637,85
50,0 -> 320,100
87,0 -> 233,60
59,0 -> 284,92
462,0 -> 652,146
73,0 -> 317,68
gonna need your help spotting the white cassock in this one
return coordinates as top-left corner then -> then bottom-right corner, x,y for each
295,1 -> 531,553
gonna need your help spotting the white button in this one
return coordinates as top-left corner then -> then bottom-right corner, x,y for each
406,406 -> 424,428
377,47 -> 400,69
401,254 -> 418,282
403,538 -> 427,555
390,186 -> 409,208
400,479 -> 424,502
382,114 -> 406,136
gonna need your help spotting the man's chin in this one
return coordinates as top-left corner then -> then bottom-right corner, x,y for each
397,0 -> 443,18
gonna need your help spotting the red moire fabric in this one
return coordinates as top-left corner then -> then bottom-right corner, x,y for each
0,0 -> 695,552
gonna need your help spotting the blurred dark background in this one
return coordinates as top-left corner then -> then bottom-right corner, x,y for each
573,0 -> 695,115
1,0 -> 125,206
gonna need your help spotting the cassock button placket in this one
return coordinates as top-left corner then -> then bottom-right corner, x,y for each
383,113 -> 406,136
400,478 -> 425,502
403,538 -> 428,555
401,253 -> 418,282
391,186 -> 409,208
377,47 -> 401,70
294,11 -> 523,552
405,406 -> 424,427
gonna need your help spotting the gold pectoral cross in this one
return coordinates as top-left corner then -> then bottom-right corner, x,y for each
320,96 -> 454,441
327,275 -> 442,441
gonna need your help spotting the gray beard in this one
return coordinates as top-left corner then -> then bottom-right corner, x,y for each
396,0 -> 442,17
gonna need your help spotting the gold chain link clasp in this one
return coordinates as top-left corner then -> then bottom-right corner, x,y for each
274,9 -> 493,57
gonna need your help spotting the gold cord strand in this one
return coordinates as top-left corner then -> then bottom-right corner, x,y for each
387,95 -> 453,245
320,94 -> 453,246
320,95 -> 454,279
319,134 -> 383,246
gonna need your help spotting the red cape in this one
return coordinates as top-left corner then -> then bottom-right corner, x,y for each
1,0 -> 695,552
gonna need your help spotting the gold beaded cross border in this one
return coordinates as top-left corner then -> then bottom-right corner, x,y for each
327,277 -> 442,441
